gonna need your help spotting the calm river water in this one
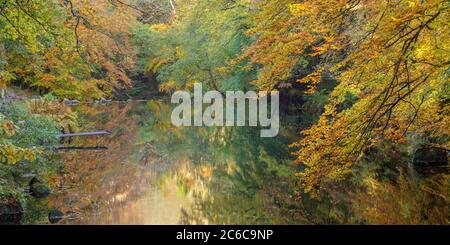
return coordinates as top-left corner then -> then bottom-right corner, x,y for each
48,101 -> 298,224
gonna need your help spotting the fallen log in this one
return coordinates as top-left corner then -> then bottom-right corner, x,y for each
57,131 -> 110,138
54,146 -> 108,151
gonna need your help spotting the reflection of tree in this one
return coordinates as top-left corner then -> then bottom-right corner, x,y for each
49,103 -> 152,219
351,171 -> 449,224
179,128 -> 307,224
49,101 -> 449,224
142,100 -> 449,225
137,100 -> 305,224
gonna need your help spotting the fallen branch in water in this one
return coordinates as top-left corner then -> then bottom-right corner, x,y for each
57,131 -> 110,138
54,146 -> 108,151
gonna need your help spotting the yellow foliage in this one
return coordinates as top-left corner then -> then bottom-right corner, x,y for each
246,0 -> 450,195
0,118 -> 38,165
159,80 -> 181,93
152,23 -> 171,32
28,98 -> 78,134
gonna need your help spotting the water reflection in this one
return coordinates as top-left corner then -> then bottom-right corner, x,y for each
49,101 -> 298,224
75,179 -> 191,225
46,100 -> 448,225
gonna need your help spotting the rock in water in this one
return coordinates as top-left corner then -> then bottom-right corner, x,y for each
413,146 -> 448,175
29,177 -> 51,199
48,209 -> 64,224
413,146 -> 448,167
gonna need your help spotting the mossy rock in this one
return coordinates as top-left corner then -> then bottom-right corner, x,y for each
48,209 -> 64,224
29,177 -> 51,199
413,146 -> 448,167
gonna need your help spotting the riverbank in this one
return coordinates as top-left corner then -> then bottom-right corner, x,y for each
0,89 -> 76,224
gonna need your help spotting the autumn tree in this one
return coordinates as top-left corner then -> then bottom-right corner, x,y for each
0,0 -> 141,99
134,0 -> 256,93
134,0 -> 175,24
241,0 -> 449,195
247,0 -> 449,193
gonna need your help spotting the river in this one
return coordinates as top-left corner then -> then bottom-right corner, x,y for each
46,100 -> 299,224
